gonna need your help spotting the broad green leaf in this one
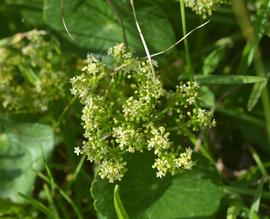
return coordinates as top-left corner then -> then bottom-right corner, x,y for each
0,199 -> 19,216
91,152 -> 224,219
43,0 -> 175,53
194,75 -> 267,85
203,46 -> 225,75
0,0 -> 43,36
0,123 -> 54,203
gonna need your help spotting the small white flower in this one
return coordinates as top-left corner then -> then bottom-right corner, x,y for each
74,147 -> 81,156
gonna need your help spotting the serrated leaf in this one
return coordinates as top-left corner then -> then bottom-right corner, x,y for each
0,123 -> 54,203
91,152 -> 224,219
43,0 -> 175,53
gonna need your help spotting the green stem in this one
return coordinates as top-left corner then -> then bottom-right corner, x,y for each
130,0 -> 155,77
38,172 -> 84,219
232,0 -> 270,141
179,0 -> 194,79
67,154 -> 86,188
114,185 -> 129,219
54,96 -> 77,128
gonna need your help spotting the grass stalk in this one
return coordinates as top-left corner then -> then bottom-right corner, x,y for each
232,0 -> 270,142
179,0 -> 194,78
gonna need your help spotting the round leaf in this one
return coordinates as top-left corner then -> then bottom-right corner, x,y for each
0,123 -> 54,203
91,152 -> 224,219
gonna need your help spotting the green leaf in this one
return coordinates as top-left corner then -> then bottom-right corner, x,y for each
199,86 -> 215,108
203,46 -> 225,75
43,0 -> 175,53
0,123 -> 54,203
194,75 -> 267,85
226,199 -> 243,219
254,0 -> 270,39
247,80 -> 268,111
19,193 -> 55,218
91,152 -> 224,219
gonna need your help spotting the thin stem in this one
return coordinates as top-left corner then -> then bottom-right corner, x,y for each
130,0 -> 155,77
67,154 -> 86,188
61,0 -> 74,40
38,172 -> 84,219
54,96 -> 77,128
150,20 -> 210,58
179,0 -> 194,79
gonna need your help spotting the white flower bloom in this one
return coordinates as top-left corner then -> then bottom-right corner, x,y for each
74,147 -> 81,156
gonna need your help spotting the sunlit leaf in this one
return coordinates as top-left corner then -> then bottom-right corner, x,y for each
0,123 -> 54,203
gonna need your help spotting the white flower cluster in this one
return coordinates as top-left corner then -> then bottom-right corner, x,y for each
147,126 -> 171,155
99,159 -> 127,183
187,108 -> 216,131
71,43 -> 215,183
113,125 -> 144,153
122,68 -> 164,122
184,0 -> 228,18
0,30 -> 67,112
152,148 -> 194,178
177,81 -> 199,107
168,81 -> 216,133
174,148 -> 193,169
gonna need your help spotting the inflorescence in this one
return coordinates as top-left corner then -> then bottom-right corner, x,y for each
71,43 -> 215,183
184,0 -> 228,18
0,30 -> 67,112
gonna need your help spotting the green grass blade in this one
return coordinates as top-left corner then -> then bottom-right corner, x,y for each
248,80 -> 268,111
19,193 -> 55,218
246,146 -> 266,218
203,46 -> 225,75
248,145 -> 268,177
43,184 -> 60,219
224,186 -> 270,200
216,107 -> 265,127
38,172 -> 84,219
67,154 -> 86,188
232,0 -> 270,141
194,75 -> 267,84
114,185 -> 129,219
249,177 -> 264,219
